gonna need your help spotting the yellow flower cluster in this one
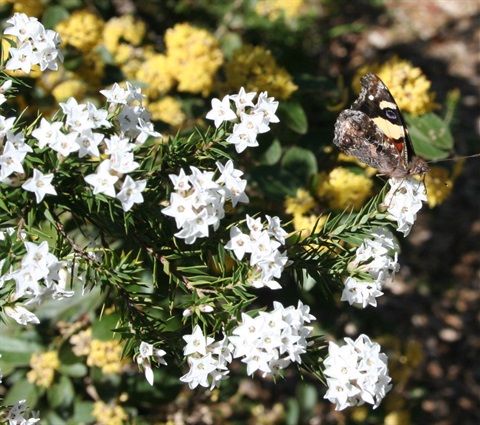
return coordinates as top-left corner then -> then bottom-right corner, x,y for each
135,54 -> 175,99
70,328 -> 93,357
92,401 -> 128,425
87,339 -> 126,375
355,57 -> 437,116
164,23 -> 223,96
146,96 -> 186,127
102,14 -> 146,75
285,188 -> 316,216
316,167 -> 373,210
222,45 -> 298,100
255,0 -> 305,20
55,9 -> 105,53
422,164 -> 459,208
284,189 -> 326,240
0,0 -> 44,16
27,351 -> 60,388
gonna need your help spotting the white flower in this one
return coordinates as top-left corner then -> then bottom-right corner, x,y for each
340,277 -> 384,308
84,160 -> 118,197
87,102 -> 111,129
100,82 -> 129,104
224,226 -> 252,260
205,95 -> 237,128
323,334 -> 392,410
136,341 -> 167,386
0,141 -> 27,178
253,91 -> 280,133
4,13 -> 63,74
341,227 -> 399,308
182,325 -> 215,356
384,177 -> 427,236
116,176 -> 146,211
229,87 -> 256,113
228,302 -> 315,377
5,398 -> 41,424
31,118 -> 63,149
0,115 -> 16,138
50,131 -> 80,157
225,215 -> 289,290
4,305 -> 40,325
21,169 -> 57,203
180,353 -> 218,389
75,129 -> 104,158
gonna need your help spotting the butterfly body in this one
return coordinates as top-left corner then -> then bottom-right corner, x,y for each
333,73 -> 429,178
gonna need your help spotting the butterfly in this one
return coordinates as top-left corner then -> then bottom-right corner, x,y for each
333,73 -> 429,178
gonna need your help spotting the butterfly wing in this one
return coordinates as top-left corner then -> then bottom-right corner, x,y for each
333,73 -> 429,177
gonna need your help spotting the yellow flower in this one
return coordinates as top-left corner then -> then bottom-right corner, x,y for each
135,54 -> 175,99
285,188 -> 316,215
165,23 -> 223,96
92,401 -> 129,425
55,10 -> 105,53
355,57 -> 437,116
222,45 -> 297,100
52,79 -> 88,102
103,15 -> 146,55
2,0 -> 44,16
292,213 -> 326,240
255,0 -> 305,20
70,328 -> 92,357
27,351 -> 60,388
146,97 -> 186,126
423,165 -> 456,208
87,339 -> 126,375
316,167 -> 373,210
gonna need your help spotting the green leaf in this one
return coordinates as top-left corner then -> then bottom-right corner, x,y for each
48,375 -> 75,409
250,165 -> 300,199
42,5 -> 70,28
92,311 -> 121,340
260,139 -> 282,165
281,146 -> 318,184
3,378 -> 39,407
58,362 -> 88,378
297,382 -> 318,417
406,112 -> 454,160
0,334 -> 43,367
70,401 -> 95,424
278,101 -> 308,134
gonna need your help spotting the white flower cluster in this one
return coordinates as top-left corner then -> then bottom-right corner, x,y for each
323,334 -> 392,410
1,237 -> 75,325
4,13 -> 63,73
206,87 -> 279,153
180,325 -> 231,390
341,227 -> 399,308
176,302 -> 315,390
136,341 -> 167,386
225,215 -> 289,290
229,301 -> 315,377
28,83 -> 160,210
162,160 -> 249,244
384,177 -> 427,236
4,399 -> 40,425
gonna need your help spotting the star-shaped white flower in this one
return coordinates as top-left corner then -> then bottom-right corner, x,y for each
116,176 -> 146,211
84,160 -> 118,197
205,95 -> 237,128
22,168 -> 57,203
